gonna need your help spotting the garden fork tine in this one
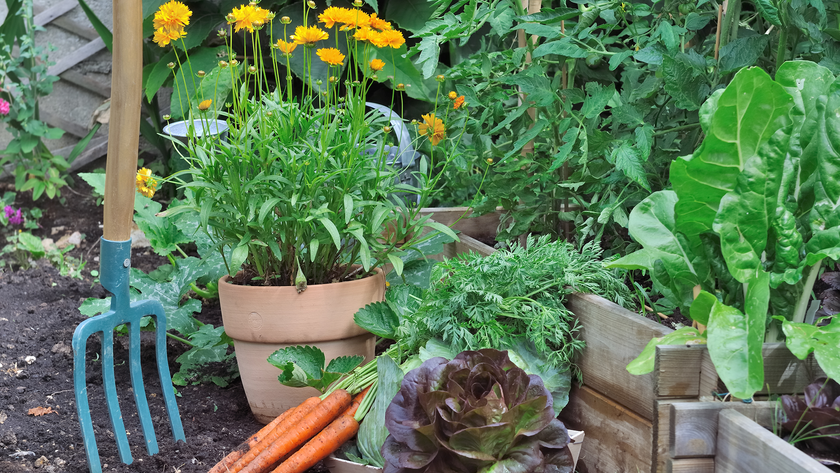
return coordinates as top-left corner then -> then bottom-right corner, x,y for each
71,1 -> 185,472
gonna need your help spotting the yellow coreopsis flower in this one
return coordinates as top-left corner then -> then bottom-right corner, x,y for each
229,4 -> 271,33
318,6 -> 351,28
369,13 -> 392,31
198,99 -> 212,111
153,27 -> 185,47
341,9 -> 370,29
291,25 -> 329,45
376,29 -> 404,48
418,114 -> 445,146
153,1 -> 192,32
453,95 -> 465,109
135,168 -> 157,198
274,39 -> 297,54
317,47 -> 345,66
354,26 -> 373,42
369,58 -> 385,72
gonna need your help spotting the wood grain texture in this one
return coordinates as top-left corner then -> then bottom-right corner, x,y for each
420,207 -> 502,243
560,385 -> 652,473
60,70 -> 111,98
442,233 -> 496,258
654,400 -> 676,473
569,293 -> 672,421
715,410 -> 831,473
102,0 -> 142,241
655,345 -> 705,397
667,458 -> 715,473
32,0 -> 77,27
670,402 -> 776,458
759,343 -> 823,395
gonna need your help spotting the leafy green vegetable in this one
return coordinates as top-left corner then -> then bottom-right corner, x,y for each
610,63 -> 840,399
402,235 -> 632,384
625,327 -> 706,375
383,349 -> 574,472
356,355 -> 404,468
775,315 -> 840,381
267,345 -> 364,394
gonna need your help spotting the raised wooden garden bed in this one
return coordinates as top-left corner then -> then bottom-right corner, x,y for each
561,294 -> 823,473
667,402 -> 832,472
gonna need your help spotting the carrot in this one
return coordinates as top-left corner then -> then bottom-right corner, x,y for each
226,396 -> 324,473
270,388 -> 371,473
237,389 -> 352,473
208,398 -> 317,473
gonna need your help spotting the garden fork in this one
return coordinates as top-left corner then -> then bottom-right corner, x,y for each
71,1 -> 184,472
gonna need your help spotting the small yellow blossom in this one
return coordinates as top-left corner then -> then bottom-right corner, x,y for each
341,9 -> 370,29
135,168 -> 158,198
198,99 -> 212,111
369,58 -> 385,72
369,13 -> 392,31
274,39 -> 297,54
153,1 -> 191,32
229,4 -> 271,33
318,6 -> 351,28
453,95 -> 465,109
291,25 -> 329,45
418,113 -> 445,146
354,26 -> 373,42
370,28 -> 404,48
448,91 -> 457,100
317,47 -> 345,66
153,27 -> 185,47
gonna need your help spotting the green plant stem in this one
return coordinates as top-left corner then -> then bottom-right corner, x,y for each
792,263 -> 821,324
652,123 -> 700,136
166,332 -> 195,347
776,27 -> 788,73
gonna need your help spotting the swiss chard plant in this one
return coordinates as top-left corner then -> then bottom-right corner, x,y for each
610,61 -> 840,398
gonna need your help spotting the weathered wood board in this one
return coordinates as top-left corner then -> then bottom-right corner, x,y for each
715,410 -> 832,473
669,401 -> 776,458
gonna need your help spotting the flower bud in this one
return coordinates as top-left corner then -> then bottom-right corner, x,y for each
353,0 -> 362,6
253,19 -> 264,29
197,70 -> 206,77
163,114 -> 171,120
383,126 -> 391,133
266,111 -> 273,117
410,119 -> 417,124
316,79 -> 323,85
448,91 -> 457,100
486,158 -> 494,165
396,83 -> 405,90
353,80 -> 360,85
219,60 -> 229,68
371,74 -> 378,80
307,0 -> 316,8
249,1 -> 256,6
249,65 -> 257,74
266,12 -> 276,20
230,59 -> 239,66
321,90 -> 328,96
436,74 -> 445,82
226,13 -> 236,23
281,16 -> 291,24
217,28 -> 227,37
167,62 -> 176,69
329,76 -> 336,83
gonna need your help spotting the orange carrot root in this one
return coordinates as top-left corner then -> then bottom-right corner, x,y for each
226,396 -> 322,473
270,414 -> 360,473
237,389 -> 352,473
208,407 -> 296,473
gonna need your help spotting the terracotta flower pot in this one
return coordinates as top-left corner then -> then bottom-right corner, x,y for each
218,268 -> 384,423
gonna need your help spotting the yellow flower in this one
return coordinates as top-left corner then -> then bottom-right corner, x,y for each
453,95 -> 465,109
418,113 -> 445,146
317,47 -> 345,66
369,13 -> 392,31
153,1 -> 191,32
370,28 -> 404,48
448,91 -> 457,100
274,39 -> 297,54
354,26 -> 373,42
198,99 -> 212,111
369,58 -> 385,72
153,27 -> 185,47
229,4 -> 271,33
291,25 -> 329,45
318,6 -> 351,28
135,168 -> 157,198
340,9 -> 370,29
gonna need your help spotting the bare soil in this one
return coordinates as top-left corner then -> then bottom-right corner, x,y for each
0,177 -> 328,472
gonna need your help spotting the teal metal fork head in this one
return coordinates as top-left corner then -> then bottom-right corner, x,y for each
72,238 -> 186,473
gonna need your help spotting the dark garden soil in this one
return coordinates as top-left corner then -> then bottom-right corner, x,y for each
0,176 -> 329,473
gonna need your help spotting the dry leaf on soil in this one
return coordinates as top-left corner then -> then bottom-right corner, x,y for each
27,406 -> 56,416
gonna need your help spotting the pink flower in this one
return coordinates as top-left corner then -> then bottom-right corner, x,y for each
0,98 -> 9,116
4,205 -> 22,225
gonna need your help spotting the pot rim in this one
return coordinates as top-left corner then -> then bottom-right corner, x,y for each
218,265 -> 385,290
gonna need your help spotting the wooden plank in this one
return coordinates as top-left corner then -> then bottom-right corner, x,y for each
40,110 -> 91,139
48,38 -> 106,77
60,70 -> 111,98
421,207 -> 502,243
670,402 -> 776,458
443,233 -> 496,258
698,349 -> 718,400
715,410 -> 831,473
569,292 -> 672,421
655,400 -> 677,473
33,0 -> 78,27
668,458 -> 715,473
560,385 -> 652,473
33,3 -> 100,40
655,345 -> 705,397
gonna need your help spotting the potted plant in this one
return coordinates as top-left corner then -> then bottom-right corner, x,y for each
152,0 -> 467,422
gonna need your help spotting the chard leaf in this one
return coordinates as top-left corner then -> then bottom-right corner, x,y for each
705,270 -> 769,399
626,326 -> 706,375
776,316 -> 840,380
671,67 -> 794,244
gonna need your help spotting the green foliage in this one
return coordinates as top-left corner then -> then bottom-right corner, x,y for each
775,316 -> 840,381
610,63 -> 840,399
267,345 -> 364,393
400,235 -> 633,382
